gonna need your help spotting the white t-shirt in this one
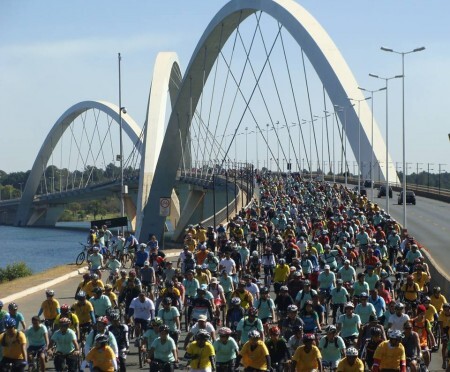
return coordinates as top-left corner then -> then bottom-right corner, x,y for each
189,322 -> 215,336
219,258 -> 236,275
388,313 -> 410,332
130,297 -> 155,320
245,282 -> 260,298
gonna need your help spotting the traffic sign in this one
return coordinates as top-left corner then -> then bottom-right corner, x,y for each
159,197 -> 171,217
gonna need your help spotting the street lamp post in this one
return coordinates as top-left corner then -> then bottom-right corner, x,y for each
368,73 -> 403,213
381,46 -> 425,228
358,86 -> 387,201
245,127 -> 248,166
348,96 -> 371,195
255,126 -> 259,170
266,124 -> 269,171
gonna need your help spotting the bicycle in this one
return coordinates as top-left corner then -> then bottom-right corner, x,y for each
75,243 -> 93,265
28,349 -> 44,372
149,359 -> 173,372
137,336 -> 148,369
431,320 -> 441,351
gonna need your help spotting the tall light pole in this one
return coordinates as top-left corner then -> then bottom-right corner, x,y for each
302,118 -> 317,180
245,127 -> 248,167
381,46 -> 425,228
358,86 -> 387,200
368,73 -> 403,213
348,96 -> 371,195
266,124 -> 269,171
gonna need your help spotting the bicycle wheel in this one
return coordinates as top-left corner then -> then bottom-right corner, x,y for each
138,342 -> 145,368
76,251 -> 86,265
433,323 -> 441,350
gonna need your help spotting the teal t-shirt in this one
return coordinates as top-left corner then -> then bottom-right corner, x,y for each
338,314 -> 361,338
318,272 -> 335,289
353,281 -> 370,296
158,307 -> 180,332
183,278 -> 200,297
143,328 -> 159,349
219,276 -> 233,293
151,337 -> 176,362
238,248 -> 250,265
330,287 -> 348,305
318,335 -> 346,362
213,337 -> 239,362
10,312 -> 25,330
236,317 -> 263,344
253,298 -> 275,320
365,274 -> 379,291
338,266 -> 356,282
25,324 -> 48,347
355,303 -> 376,324
89,295 -> 112,316
51,329 -> 77,354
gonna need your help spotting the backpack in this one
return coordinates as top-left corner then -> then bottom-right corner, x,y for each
323,336 -> 339,348
1,330 -> 24,347
256,299 -> 273,311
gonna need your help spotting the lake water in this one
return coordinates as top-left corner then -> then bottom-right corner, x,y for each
1,222 -> 90,273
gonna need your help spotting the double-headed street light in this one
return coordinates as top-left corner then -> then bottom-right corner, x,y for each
358,86 -> 387,201
368,73 -> 403,214
380,46 -> 425,228
348,96 -> 371,195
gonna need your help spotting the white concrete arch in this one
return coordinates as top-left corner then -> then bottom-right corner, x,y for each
135,52 -> 183,238
139,0 -> 398,241
15,100 -> 142,226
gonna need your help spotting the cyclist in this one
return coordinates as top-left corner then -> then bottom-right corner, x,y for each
439,303 -> 450,369
291,333 -> 322,372
330,279 -> 350,324
48,317 -> 80,372
128,291 -> 155,338
156,281 -> 181,311
8,303 -> 26,330
84,316 -> 118,360
84,273 -> 105,299
401,275 -> 420,310
236,307 -> 264,345
261,247 -> 276,285
388,303 -> 410,332
265,326 -> 290,372
185,330 -> 216,371
0,301 -> 10,333
25,316 -> 49,372
354,292 -> 376,324
71,291 -> 96,337
295,279 -> 317,309
107,311 -> 129,372
104,284 -> 118,308
183,270 -> 200,308
54,304 -> 80,340
338,260 -> 356,285
86,334 -> 116,372
360,327 -> 384,370
372,329 -> 406,372
337,302 -> 361,347
287,325 -> 304,356
431,286 -> 447,314
231,281 -> 254,310
411,304 -> 433,367
148,324 -> 179,372
142,317 -> 163,354
226,297 -> 245,332
336,347 -> 364,372
89,287 -> 112,317
0,318 -> 27,372
205,252 -> 220,276
401,322 -> 421,372
254,287 -> 276,330
213,327 -> 239,372
248,251 -> 261,279
280,305 -> 305,341
356,314 -> 385,351
189,287 -> 214,324
87,246 -> 104,273
157,297 -> 181,343
318,325 -> 346,371
240,330 -> 270,371
299,300 -> 321,335
37,289 -> 60,331
208,277 -> 226,323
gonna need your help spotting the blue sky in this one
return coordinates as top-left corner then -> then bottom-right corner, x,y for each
1,0 -> 449,174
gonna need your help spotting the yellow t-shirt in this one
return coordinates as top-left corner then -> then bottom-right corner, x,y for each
240,340 -> 269,370
196,229 -> 207,242
273,265 -> 290,283
41,299 -> 60,320
86,345 -> 116,372
412,272 -> 429,291
337,357 -> 365,372
373,340 -> 405,370
231,290 -> 253,309
292,345 -> 322,372
78,280 -> 90,293
85,280 -> 105,298
430,294 -> 447,313
0,331 -> 27,360
186,341 -> 215,369
401,283 -> 420,301
106,291 -> 118,305
115,277 -> 127,292
185,239 -> 197,252
195,273 -> 209,286
54,313 -> 79,333
424,304 -> 437,323
71,301 -> 94,324
438,312 -> 450,331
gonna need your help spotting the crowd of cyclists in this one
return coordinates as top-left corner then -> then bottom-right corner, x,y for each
0,172 -> 449,372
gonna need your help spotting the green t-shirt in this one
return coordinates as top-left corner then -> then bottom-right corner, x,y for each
331,287 -> 348,305
151,337 -> 176,362
143,328 -> 159,349
353,281 -> 369,296
25,324 -> 48,347
51,329 -> 77,354
337,314 -> 361,338
253,298 -> 275,320
318,335 -> 346,362
158,307 -> 180,332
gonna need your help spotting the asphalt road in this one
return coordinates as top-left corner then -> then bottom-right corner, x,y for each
371,191 -> 450,274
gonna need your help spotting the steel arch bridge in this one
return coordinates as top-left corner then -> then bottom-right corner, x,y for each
14,0 -> 398,239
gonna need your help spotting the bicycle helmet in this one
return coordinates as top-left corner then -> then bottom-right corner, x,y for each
326,325 -> 337,334
8,302 -> 18,311
433,286 -> 441,292
280,286 -> 289,292
292,325 -> 303,333
247,307 -> 258,316
207,252 -> 214,258
83,273 -> 91,280
94,334 -> 109,345
394,303 -> 405,310
152,317 -> 164,326
359,292 -> 369,299
77,291 -> 86,299
260,287 -> 269,294
91,273 -> 99,280
344,302 -> 354,309
287,304 -> 298,312
59,317 -> 71,326
423,296 -> 431,303
305,300 -> 313,306
165,281 -> 174,288
269,326 -> 281,336
162,297 -> 172,305
60,304 -> 70,313
303,280 -> 311,285
159,325 -> 170,333
139,243 -> 147,248
109,311 -> 120,321
346,347 -> 359,357
252,251 -> 259,257
279,259 -> 286,265
46,289 -> 55,297
218,327 -> 232,336
302,333 -> 315,342
92,287 -> 103,294
336,279 -> 343,285
195,329 -> 211,341
0,301 -> 3,307
4,318 -> 16,328
248,330 -> 261,339
443,303 -> 450,309
388,329 -> 403,340
231,297 -> 241,306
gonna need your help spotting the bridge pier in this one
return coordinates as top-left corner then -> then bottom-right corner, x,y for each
27,205 -> 65,226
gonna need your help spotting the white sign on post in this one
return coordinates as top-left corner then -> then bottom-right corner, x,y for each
159,197 -> 171,217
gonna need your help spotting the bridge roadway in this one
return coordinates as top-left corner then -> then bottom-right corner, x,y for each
11,249 -> 446,371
